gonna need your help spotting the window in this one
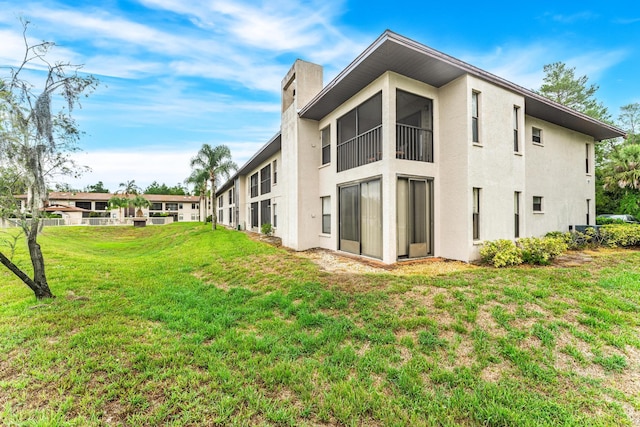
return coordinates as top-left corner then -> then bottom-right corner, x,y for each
250,173 -> 258,198
260,164 -> 271,194
179,204 -> 183,210
151,202 -> 162,210
321,196 -> 331,234
513,106 -> 520,152
166,203 -> 178,211
337,92 -> 382,172
191,203 -> 198,210
472,188 -> 480,240
260,199 -> 271,226
585,143 -> 590,174
273,203 -> 277,227
228,188 -> 233,204
472,91 -> 480,143
586,199 -> 591,225
273,160 -> 277,184
532,127 -> 542,144
514,192 -> 521,238
321,126 -> 331,165
76,201 -> 91,210
218,209 -> 223,223
229,207 -> 233,225
95,201 -> 108,211
533,196 -> 543,212
218,196 -> 223,208
251,202 -> 258,227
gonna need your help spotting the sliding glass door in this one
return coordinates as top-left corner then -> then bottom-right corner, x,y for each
397,177 -> 432,258
339,179 -> 382,259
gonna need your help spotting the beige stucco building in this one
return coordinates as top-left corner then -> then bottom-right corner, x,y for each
216,31 -> 624,263
36,192 -> 201,224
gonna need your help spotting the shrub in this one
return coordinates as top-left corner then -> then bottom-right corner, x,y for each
518,236 -> 567,265
545,230 -> 589,250
205,215 -> 212,223
480,239 -> 523,267
261,222 -> 273,236
600,224 -> 640,247
596,217 -> 626,225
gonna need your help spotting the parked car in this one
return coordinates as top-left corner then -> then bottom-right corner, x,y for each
596,214 -> 639,224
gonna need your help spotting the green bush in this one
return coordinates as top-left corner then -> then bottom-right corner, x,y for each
545,230 -> 589,250
600,224 -> 640,247
596,217 -> 626,225
518,236 -> 567,265
480,239 -> 523,267
261,222 -> 273,236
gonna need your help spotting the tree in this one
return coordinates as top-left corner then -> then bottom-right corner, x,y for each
618,103 -> 640,145
0,20 -> 97,299
185,169 -> 209,223
108,196 -> 129,222
118,179 -> 140,196
536,62 -> 610,122
129,194 -> 150,217
189,144 -> 237,229
144,181 -> 187,195
85,181 -> 110,193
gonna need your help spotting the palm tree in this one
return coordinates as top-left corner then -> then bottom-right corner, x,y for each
603,144 -> 640,191
118,180 -> 140,217
189,144 -> 237,230
130,195 -> 151,217
185,168 -> 209,223
108,196 -> 129,223
118,179 -> 140,196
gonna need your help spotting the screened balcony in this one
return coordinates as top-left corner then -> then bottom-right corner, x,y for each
337,125 -> 382,172
337,92 -> 382,172
396,90 -> 433,163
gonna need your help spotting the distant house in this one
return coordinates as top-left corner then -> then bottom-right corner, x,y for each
17,192 -> 202,223
216,30 -> 624,263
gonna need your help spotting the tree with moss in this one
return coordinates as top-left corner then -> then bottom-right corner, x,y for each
0,20 -> 98,299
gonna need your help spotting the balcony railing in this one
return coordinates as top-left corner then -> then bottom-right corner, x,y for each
337,125 -> 382,172
396,123 -> 433,163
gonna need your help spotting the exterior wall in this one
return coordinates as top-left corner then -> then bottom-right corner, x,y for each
437,76 -> 470,261
281,60 -> 324,250
525,117 -> 595,236
466,75 -> 526,261
241,152 -> 282,236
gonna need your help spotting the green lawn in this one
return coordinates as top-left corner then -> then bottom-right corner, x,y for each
0,223 -> 638,426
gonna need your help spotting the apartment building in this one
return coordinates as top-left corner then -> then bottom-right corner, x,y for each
216,31 -> 624,263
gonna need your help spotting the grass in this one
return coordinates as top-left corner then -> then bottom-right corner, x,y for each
0,223 -> 639,426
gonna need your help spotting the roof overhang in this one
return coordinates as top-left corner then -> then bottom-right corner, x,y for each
216,132 -> 282,196
299,30 -> 624,141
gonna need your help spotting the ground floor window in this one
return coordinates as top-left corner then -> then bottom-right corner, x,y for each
473,188 -> 480,240
321,196 -> 331,234
260,200 -> 271,227
273,204 -> 277,228
339,178 -> 382,259
251,202 -> 258,228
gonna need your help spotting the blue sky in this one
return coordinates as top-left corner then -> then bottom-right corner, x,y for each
1,1 -> 638,193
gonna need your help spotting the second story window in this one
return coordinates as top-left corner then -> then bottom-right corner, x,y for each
273,160 -> 277,184
532,127 -> 542,144
228,188 -> 233,204
250,173 -> 258,198
472,91 -> 480,143
321,126 -> 330,165
513,106 -> 520,152
260,164 -> 271,194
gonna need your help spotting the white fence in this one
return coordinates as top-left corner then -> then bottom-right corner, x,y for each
0,217 -> 174,228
